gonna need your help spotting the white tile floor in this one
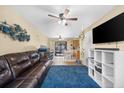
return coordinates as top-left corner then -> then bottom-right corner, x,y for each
52,56 -> 65,65
52,56 -> 77,65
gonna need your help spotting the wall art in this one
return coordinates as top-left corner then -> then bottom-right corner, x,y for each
0,21 -> 30,41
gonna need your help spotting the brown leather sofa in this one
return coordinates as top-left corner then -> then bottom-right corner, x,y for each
0,50 -> 53,88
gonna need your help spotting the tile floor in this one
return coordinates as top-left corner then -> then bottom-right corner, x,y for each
52,56 -> 77,65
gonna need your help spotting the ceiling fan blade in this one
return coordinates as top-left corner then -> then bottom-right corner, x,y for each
64,9 -> 70,17
66,18 -> 78,21
48,14 -> 60,19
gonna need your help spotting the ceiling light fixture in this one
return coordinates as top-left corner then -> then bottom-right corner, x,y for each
58,19 -> 67,25
58,20 -> 61,24
48,9 -> 78,26
58,35 -> 62,41
62,19 -> 67,25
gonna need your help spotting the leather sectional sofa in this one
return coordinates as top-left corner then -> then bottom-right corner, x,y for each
0,50 -> 53,88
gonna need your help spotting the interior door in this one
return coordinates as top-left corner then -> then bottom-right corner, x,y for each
55,41 -> 67,55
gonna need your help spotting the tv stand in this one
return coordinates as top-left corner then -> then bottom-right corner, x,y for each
88,49 -> 124,88
95,48 -> 119,51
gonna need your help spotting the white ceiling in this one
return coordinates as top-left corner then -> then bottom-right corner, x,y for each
11,5 -> 115,39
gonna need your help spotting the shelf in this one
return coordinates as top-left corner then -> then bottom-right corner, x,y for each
94,72 -> 102,87
94,50 -> 103,52
88,49 -> 120,88
95,62 -> 102,68
102,63 -> 113,68
102,77 -> 114,88
88,57 -> 94,60
88,59 -> 94,64
103,75 -> 114,83
103,52 -> 114,64
88,68 -> 94,78
89,65 -> 94,70
89,74 -> 94,80
95,66 -> 102,74
88,50 -> 94,58
94,60 -> 102,63
95,65 -> 102,69
103,65 -> 113,75
102,50 -> 117,53
95,79 -> 102,87
94,51 -> 102,62
94,70 -> 102,76
92,49 -> 116,53
102,64 -> 114,84
88,59 -> 94,69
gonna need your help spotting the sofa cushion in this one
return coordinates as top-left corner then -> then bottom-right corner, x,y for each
44,60 -> 53,67
5,66 -> 37,88
5,62 -> 45,88
5,79 -> 25,88
0,56 -> 13,87
1,50 -> 52,88
5,53 -> 32,78
18,78 -> 38,88
16,62 -> 43,80
29,65 -> 46,81
30,53 -> 40,65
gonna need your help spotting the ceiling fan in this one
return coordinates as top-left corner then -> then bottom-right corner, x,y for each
48,9 -> 78,26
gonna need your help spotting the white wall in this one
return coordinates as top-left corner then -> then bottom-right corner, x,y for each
80,31 -> 93,65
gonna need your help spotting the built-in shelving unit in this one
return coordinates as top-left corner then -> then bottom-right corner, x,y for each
88,49 -> 124,88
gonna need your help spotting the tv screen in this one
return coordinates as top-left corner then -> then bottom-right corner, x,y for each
93,12 -> 124,44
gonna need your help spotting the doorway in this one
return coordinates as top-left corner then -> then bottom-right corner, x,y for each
55,41 -> 67,56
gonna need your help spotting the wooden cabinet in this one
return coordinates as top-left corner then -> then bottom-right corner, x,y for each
66,39 -> 80,60
72,40 -> 80,59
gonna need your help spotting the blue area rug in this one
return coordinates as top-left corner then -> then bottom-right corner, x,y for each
41,65 -> 100,88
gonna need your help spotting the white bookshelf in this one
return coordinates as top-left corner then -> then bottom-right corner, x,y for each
94,50 -> 102,63
88,49 -> 124,88
94,71 -> 102,86
102,77 -> 113,88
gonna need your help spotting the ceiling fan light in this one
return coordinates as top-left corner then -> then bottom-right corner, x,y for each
58,35 -> 62,41
58,20 -> 61,24
62,20 -> 66,25
63,19 -> 66,23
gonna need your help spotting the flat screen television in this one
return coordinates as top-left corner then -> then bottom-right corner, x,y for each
93,12 -> 124,44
